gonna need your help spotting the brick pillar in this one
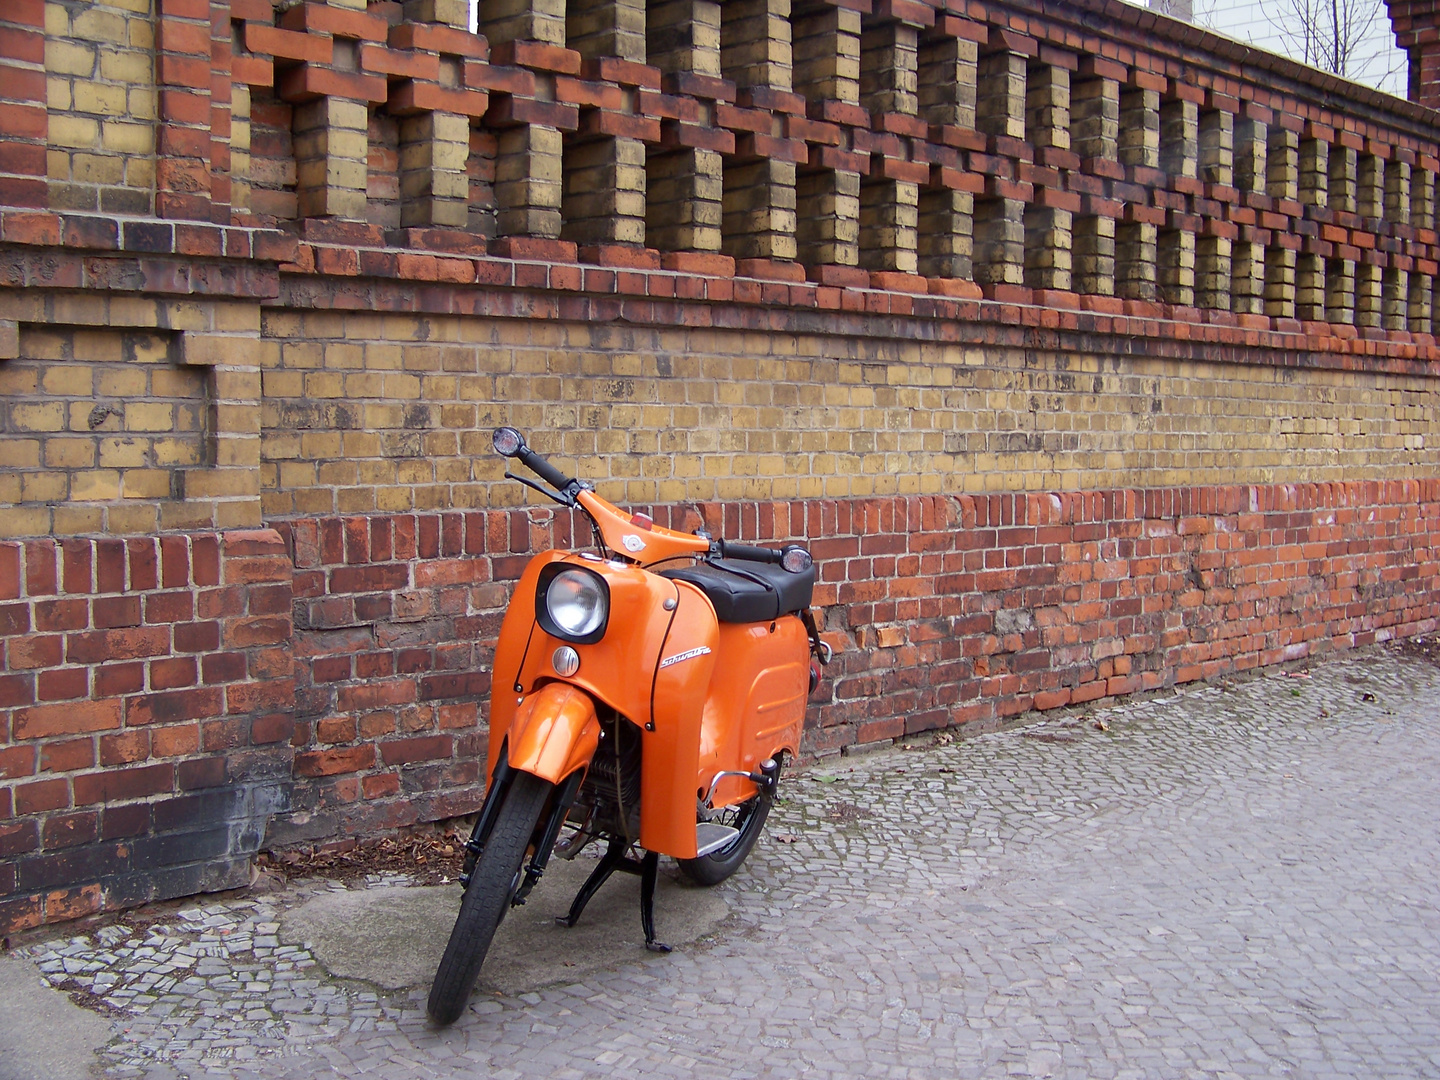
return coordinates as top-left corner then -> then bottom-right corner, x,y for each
1234,112 -> 1266,194
483,0 -> 566,45
563,0 -> 650,249
976,28 -> 1029,143
156,0 -> 219,220
793,3 -> 862,274
1296,250 -> 1325,320
1158,226 -> 1194,306
1356,260 -> 1383,327
1231,232 -> 1264,314
1025,200 -> 1073,291
1072,59 -> 1120,163
1299,134 -> 1328,209
482,0 -> 570,245
860,14 -> 923,275
915,16 -> 984,282
1074,214 -> 1116,296
721,0 -> 799,266
1327,257 -> 1356,324
1383,265 -> 1408,330
918,16 -> 978,130
1413,160 -> 1435,230
280,1 -> 389,222
1329,139 -> 1358,212
1408,269 -> 1432,331
1266,122 -> 1299,203
1116,217 -> 1157,301
1264,241 -> 1296,318
1386,151 -> 1413,226
231,84 -> 252,216
0,0 -> 46,209
1119,80 -> 1160,171
1358,151 -> 1384,218
1198,106 -> 1233,186
646,1 -> 727,258
1160,95 -> 1197,180
1196,230 -> 1232,309
973,196 -> 1024,286
389,0 -> 487,230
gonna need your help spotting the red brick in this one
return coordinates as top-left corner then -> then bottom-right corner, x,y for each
145,590 -> 195,623
160,536 -> 190,587
98,729 -> 150,766
0,672 -> 33,707
0,745 -> 35,779
44,883 -> 102,923
125,687 -> 224,726
294,745 -> 376,777
37,667 -> 88,702
61,539 -> 92,594
13,699 -> 122,740
93,662 -> 145,696
15,778 -> 69,814
24,541 -> 56,596
252,713 -> 294,744
39,739 -> 93,773
378,734 -> 452,765
0,544 -> 19,600
34,599 -> 87,632
42,811 -> 98,850
66,626 -> 170,664
149,657 -> 198,690
93,595 -> 142,629
72,763 -> 173,806
150,723 -> 200,757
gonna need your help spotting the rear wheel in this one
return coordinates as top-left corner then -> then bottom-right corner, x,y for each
677,785 -> 774,887
427,770 -> 552,1025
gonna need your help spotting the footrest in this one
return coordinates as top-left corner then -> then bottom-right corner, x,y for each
695,822 -> 740,857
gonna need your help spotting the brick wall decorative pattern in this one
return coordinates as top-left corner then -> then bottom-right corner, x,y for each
1,0 -> 1439,933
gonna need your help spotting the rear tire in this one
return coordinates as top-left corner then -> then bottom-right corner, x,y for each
427,770 -> 552,1025
677,786 -> 774,887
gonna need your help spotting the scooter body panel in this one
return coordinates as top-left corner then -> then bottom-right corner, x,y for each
484,539 -> 810,860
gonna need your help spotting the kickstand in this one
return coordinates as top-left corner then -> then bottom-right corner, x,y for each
640,850 -> 671,953
556,836 -> 628,928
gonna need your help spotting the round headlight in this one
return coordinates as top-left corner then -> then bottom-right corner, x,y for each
544,568 -> 608,641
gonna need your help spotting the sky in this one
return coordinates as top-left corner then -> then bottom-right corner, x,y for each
1180,0 -> 1408,97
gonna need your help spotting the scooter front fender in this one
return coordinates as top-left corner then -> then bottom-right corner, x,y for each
506,681 -> 601,784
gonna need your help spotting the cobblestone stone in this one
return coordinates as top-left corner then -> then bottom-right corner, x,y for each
10,647 -> 1440,1078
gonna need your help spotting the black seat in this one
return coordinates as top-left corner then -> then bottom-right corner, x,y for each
660,559 -> 815,624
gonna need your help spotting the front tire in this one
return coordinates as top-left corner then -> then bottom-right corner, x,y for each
427,770 -> 552,1025
677,785 -> 774,887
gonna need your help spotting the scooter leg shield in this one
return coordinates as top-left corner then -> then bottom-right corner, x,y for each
506,682 -> 601,784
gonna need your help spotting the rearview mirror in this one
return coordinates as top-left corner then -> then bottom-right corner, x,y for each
493,427 -> 525,458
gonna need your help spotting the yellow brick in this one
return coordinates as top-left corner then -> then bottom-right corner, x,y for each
98,48 -> 151,84
105,503 -> 159,534
95,368 -> 147,397
48,113 -> 99,149
46,39 -> 96,77
47,77 -> 72,112
121,469 -> 172,498
74,80 -> 128,116
150,437 -> 202,467
0,439 -> 41,468
101,120 -> 152,154
124,403 -> 174,432
0,506 -> 51,539
45,438 -> 97,469
12,402 -> 66,432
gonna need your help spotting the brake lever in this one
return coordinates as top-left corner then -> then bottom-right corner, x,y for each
504,470 -> 575,507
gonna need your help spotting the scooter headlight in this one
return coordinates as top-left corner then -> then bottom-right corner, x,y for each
537,566 -> 609,644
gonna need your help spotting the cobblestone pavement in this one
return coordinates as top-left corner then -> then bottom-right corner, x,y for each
12,647 -> 1440,1079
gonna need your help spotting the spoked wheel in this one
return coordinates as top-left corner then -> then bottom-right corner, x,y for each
427,771 -> 552,1025
677,782 -> 775,887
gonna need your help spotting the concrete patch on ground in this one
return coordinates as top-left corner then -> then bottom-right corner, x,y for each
0,952 -> 113,1080
279,855 -> 729,994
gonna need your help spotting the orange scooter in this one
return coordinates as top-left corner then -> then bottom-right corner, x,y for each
427,428 -> 829,1025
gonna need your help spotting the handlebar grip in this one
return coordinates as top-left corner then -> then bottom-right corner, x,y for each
716,540 -> 783,564
517,446 -> 571,492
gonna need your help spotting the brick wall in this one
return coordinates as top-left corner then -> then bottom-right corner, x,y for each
3,0 -> 1440,933
0,530 -> 293,933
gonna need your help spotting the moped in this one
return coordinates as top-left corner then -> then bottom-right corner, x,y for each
427,428 -> 829,1025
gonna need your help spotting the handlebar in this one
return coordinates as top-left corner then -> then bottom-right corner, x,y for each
515,444 -> 572,494
713,540 -> 784,564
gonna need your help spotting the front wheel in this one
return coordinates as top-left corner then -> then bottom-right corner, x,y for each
427,770 -> 552,1025
677,784 -> 774,887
